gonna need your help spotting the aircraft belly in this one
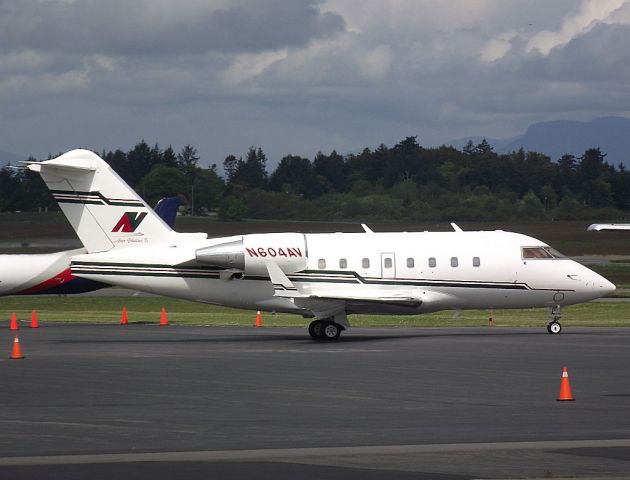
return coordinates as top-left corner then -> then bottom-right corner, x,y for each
75,273 -> 297,311
420,287 -> 570,311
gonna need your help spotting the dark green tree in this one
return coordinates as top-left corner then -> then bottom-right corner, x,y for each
136,165 -> 187,207
269,155 -> 314,196
230,147 -> 268,190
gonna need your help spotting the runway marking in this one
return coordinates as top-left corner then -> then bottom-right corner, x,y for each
1,439 -> 630,466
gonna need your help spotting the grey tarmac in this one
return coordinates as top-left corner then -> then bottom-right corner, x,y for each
1,324 -> 630,479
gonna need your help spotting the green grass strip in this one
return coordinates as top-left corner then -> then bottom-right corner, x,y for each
2,295 -> 630,328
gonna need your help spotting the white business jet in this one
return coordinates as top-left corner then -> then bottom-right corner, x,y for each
27,150 -> 615,340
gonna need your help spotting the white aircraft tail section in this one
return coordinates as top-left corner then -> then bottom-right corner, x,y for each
28,149 -> 180,253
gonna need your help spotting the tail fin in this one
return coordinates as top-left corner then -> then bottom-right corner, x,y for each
28,149 -> 178,253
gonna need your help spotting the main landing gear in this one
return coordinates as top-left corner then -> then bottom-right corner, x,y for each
308,319 -> 344,341
547,305 -> 562,334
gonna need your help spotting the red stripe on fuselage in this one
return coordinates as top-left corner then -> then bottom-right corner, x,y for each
14,267 -> 75,295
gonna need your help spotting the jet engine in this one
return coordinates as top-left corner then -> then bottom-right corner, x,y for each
195,233 -> 308,275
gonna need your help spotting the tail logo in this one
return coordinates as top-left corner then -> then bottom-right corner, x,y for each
112,212 -> 148,233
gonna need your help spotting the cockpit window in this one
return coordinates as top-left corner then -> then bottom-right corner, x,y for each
521,246 -> 566,259
544,247 -> 566,258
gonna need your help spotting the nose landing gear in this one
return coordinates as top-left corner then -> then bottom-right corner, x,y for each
547,305 -> 562,334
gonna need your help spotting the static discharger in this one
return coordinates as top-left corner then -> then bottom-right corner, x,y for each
160,307 -> 168,326
557,367 -> 575,401
121,306 -> 128,325
30,310 -> 39,329
9,312 -> 18,331
9,335 -> 25,360
255,310 -> 263,328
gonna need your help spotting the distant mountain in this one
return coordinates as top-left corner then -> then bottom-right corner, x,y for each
447,117 -> 630,166
0,149 -> 25,167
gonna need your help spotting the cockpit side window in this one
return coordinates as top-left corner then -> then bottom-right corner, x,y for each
544,247 -> 566,258
521,246 -> 566,259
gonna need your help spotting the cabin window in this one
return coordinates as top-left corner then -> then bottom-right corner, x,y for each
451,257 -> 458,267
362,258 -> 370,268
406,257 -> 414,268
318,258 -> 326,269
384,258 -> 393,269
428,257 -> 436,268
339,258 -> 347,269
521,246 -> 565,259
472,257 -> 481,267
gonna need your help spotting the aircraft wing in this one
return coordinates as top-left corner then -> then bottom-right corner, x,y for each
588,224 -> 630,231
264,260 -> 422,306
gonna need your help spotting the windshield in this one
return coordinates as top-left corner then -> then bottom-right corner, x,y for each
521,246 -> 566,259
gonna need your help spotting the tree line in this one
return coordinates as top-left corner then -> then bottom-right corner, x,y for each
1,137 -> 629,222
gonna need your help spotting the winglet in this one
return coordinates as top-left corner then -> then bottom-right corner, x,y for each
265,261 -> 302,297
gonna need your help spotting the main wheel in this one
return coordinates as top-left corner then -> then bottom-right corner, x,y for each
308,320 -> 324,339
548,321 -> 562,334
321,322 -> 341,341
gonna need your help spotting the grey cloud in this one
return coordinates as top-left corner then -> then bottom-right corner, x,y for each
544,23 -> 630,81
2,1 -> 630,167
0,0 -> 344,56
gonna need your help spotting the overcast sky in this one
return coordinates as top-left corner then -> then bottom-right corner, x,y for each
1,0 -> 630,166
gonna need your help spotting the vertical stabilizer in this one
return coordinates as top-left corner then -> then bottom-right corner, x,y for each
28,149 -> 175,253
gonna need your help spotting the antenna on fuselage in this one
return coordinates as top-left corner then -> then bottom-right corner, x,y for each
450,222 -> 463,232
361,224 -> 374,233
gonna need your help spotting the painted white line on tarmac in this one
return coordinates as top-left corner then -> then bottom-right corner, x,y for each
1,438 -> 630,466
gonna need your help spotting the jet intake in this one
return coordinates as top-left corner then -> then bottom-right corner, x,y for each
196,239 -> 245,270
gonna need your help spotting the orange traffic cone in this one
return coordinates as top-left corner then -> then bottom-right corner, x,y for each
9,335 -> 25,360
557,367 -> 575,401
9,312 -> 18,331
121,306 -> 128,325
254,310 -> 263,328
160,307 -> 168,326
30,310 -> 39,329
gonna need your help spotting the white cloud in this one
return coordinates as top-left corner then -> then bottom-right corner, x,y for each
221,49 -> 289,86
480,29 -> 518,62
526,0 -> 626,55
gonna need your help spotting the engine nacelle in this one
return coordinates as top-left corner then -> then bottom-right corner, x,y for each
195,238 -> 245,270
195,233 -> 307,275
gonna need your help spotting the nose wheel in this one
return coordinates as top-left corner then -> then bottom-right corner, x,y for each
547,305 -> 562,334
547,321 -> 562,334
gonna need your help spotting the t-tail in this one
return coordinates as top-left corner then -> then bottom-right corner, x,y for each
27,149 -> 201,253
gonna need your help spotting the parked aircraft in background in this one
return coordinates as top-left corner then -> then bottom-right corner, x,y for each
27,150 -> 615,340
588,224 -> 630,231
0,196 -> 179,296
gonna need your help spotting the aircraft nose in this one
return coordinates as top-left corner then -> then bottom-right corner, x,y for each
599,276 -> 616,296
585,270 -> 616,297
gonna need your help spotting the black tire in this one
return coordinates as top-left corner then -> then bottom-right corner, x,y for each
308,320 -> 323,340
321,322 -> 341,341
548,321 -> 562,334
